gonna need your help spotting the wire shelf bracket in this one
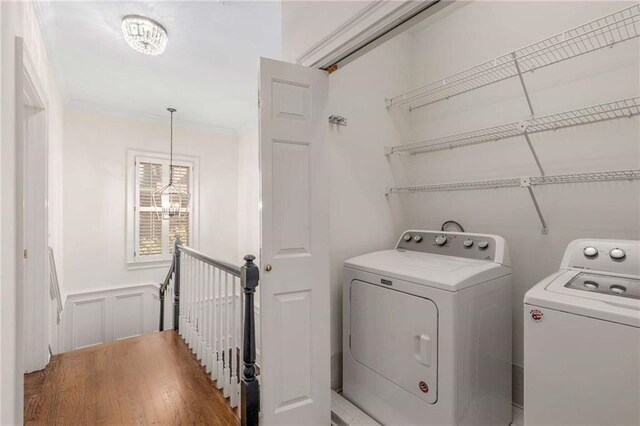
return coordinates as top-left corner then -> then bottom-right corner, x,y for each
385,169 -> 640,234
386,96 -> 640,177
385,4 -> 640,111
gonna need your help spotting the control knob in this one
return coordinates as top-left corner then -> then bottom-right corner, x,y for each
477,241 -> 489,250
403,234 -> 412,242
583,246 -> 598,258
463,238 -> 474,248
435,235 -> 447,246
609,248 -> 626,260
413,235 -> 423,243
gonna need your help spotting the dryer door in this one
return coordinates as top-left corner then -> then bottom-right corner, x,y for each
350,280 -> 438,404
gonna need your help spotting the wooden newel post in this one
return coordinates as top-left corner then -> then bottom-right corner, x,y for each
241,254 -> 260,426
173,236 -> 182,331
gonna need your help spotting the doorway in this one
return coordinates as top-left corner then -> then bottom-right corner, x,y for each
16,37 -> 50,376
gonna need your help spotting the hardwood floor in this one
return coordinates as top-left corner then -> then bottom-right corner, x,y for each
24,331 -> 240,425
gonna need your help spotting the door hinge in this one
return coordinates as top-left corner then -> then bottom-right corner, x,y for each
23,249 -> 28,259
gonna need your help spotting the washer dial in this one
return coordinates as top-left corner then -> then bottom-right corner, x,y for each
463,238 -> 474,248
609,248 -> 626,260
478,240 -> 489,249
583,281 -> 599,290
583,246 -> 598,258
413,235 -> 423,243
403,234 -> 412,242
435,235 -> 448,246
610,284 -> 627,295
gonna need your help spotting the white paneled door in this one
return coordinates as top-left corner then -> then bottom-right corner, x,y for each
258,57 -> 330,425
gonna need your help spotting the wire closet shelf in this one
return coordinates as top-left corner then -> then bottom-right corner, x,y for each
386,97 -> 640,155
386,169 -> 640,194
385,5 -> 640,111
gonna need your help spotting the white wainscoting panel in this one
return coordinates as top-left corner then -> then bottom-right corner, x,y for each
114,292 -> 144,341
63,284 -> 160,352
73,297 -> 107,349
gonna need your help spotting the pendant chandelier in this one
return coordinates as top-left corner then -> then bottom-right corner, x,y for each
153,108 -> 190,220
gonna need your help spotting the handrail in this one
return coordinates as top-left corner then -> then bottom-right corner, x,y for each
48,247 -> 63,324
158,255 -> 175,331
158,238 -> 260,425
176,244 -> 241,277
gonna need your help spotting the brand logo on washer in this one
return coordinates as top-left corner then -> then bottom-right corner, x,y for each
530,309 -> 544,322
419,381 -> 429,393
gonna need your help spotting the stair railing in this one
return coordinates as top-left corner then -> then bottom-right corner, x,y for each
159,237 -> 260,426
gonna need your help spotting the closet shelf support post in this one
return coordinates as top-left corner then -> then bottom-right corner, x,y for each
512,52 -> 535,117
521,177 -> 548,234
521,129 -> 545,176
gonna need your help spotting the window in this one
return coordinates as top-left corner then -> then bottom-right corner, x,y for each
127,151 -> 198,266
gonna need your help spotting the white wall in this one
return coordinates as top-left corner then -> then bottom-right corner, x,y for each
0,1 -> 64,423
282,0 -> 640,398
401,0 -> 640,370
63,108 -> 240,294
237,126 -> 260,259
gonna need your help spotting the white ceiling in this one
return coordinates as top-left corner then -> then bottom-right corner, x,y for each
38,1 -> 282,133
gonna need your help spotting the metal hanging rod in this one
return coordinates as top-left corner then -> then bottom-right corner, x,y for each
386,169 -> 640,234
386,169 -> 640,195
385,5 -> 640,111
386,97 -> 640,156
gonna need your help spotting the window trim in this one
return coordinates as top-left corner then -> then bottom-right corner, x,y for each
126,149 -> 199,268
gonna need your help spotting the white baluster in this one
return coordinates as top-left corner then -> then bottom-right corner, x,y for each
188,255 -> 195,350
212,266 -> 219,381
178,254 -> 185,336
183,254 -> 189,342
191,257 -> 197,352
230,275 -> 240,408
167,285 -> 174,330
203,264 -> 211,373
216,268 -> 224,390
195,260 -> 201,360
200,261 -> 206,360
202,262 -> 208,365
198,261 -> 207,366
210,265 -> 216,375
223,272 -> 231,398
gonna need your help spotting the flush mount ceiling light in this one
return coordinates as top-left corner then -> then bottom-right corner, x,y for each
121,15 -> 168,56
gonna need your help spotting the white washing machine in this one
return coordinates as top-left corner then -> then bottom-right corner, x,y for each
343,230 -> 513,426
524,239 -> 640,426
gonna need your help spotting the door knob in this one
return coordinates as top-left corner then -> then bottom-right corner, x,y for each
265,264 -> 272,272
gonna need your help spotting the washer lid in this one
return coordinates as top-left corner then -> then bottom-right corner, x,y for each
525,270 -> 640,327
344,249 -> 510,291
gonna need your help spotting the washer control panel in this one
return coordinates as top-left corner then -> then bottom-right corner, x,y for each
561,239 -> 640,276
564,272 -> 639,300
396,230 -> 498,262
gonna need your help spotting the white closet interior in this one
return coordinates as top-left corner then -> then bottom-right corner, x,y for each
325,1 -> 640,400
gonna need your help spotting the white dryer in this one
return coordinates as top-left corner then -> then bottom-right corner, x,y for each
524,239 -> 640,426
343,230 -> 512,426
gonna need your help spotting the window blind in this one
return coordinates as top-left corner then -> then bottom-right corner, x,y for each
168,164 -> 191,252
138,161 -> 163,256
134,159 -> 193,261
